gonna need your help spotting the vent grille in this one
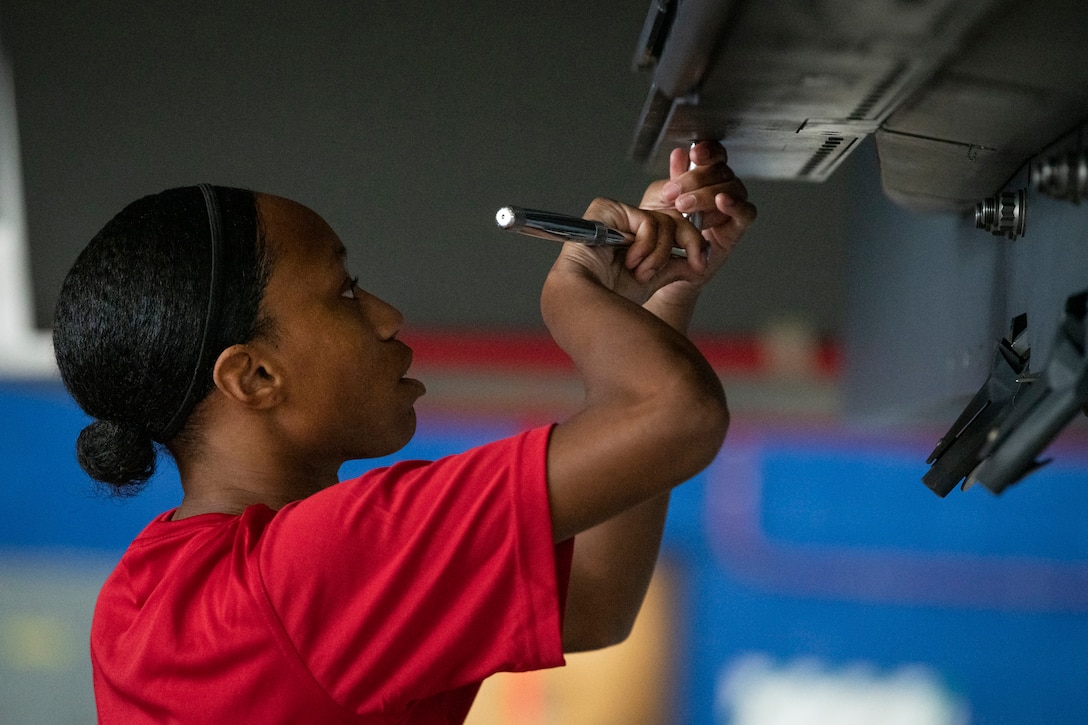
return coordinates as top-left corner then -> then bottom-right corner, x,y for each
849,62 -> 908,120
799,136 -> 845,176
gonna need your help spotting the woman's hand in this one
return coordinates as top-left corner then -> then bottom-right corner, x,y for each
551,197 -> 710,307
639,141 -> 757,308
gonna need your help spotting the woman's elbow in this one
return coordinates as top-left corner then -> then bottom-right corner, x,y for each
696,384 -> 730,449
668,371 -> 730,472
562,613 -> 638,653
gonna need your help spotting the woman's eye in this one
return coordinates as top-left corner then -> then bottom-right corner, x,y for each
341,276 -> 360,300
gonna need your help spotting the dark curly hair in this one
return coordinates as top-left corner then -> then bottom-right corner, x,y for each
52,186 -> 274,495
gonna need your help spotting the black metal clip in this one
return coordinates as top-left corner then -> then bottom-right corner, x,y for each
967,291 -> 1088,494
924,290 -> 1088,496
923,314 -> 1030,496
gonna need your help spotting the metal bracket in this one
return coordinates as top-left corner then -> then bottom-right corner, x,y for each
924,290 -> 1088,496
923,314 -> 1030,497
966,290 -> 1088,494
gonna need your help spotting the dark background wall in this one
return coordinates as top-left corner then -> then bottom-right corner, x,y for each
1,0 -> 854,336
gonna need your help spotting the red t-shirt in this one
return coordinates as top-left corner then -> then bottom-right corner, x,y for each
91,426 -> 572,724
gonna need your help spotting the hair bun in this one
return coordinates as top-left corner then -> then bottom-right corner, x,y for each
76,419 -> 156,494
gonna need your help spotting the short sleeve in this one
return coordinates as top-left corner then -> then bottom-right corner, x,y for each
257,425 -> 570,715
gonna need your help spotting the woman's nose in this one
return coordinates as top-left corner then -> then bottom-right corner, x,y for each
364,292 -> 404,340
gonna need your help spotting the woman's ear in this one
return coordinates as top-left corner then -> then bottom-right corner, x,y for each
212,343 -> 282,409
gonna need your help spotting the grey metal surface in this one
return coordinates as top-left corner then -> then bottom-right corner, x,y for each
631,0 -> 1088,211
878,0 -> 1088,211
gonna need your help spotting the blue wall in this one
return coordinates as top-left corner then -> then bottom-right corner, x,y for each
2,380 -> 1087,723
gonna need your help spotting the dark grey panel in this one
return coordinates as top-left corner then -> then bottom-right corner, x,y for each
878,0 -> 1088,211
631,0 -> 1088,211
631,0 -> 1007,184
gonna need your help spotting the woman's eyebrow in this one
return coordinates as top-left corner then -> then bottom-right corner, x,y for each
329,242 -> 349,271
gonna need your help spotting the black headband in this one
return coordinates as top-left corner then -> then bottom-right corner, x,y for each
159,184 -> 225,441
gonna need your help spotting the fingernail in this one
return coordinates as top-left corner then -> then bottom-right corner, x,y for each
662,182 -> 681,201
677,193 -> 696,211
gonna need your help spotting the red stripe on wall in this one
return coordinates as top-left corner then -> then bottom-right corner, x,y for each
402,328 -> 840,379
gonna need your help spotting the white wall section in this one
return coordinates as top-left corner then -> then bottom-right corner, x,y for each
0,37 -> 54,378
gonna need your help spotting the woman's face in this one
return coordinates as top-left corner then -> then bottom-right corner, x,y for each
254,194 -> 426,463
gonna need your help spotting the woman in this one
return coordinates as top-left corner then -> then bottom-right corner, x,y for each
53,141 -> 754,723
